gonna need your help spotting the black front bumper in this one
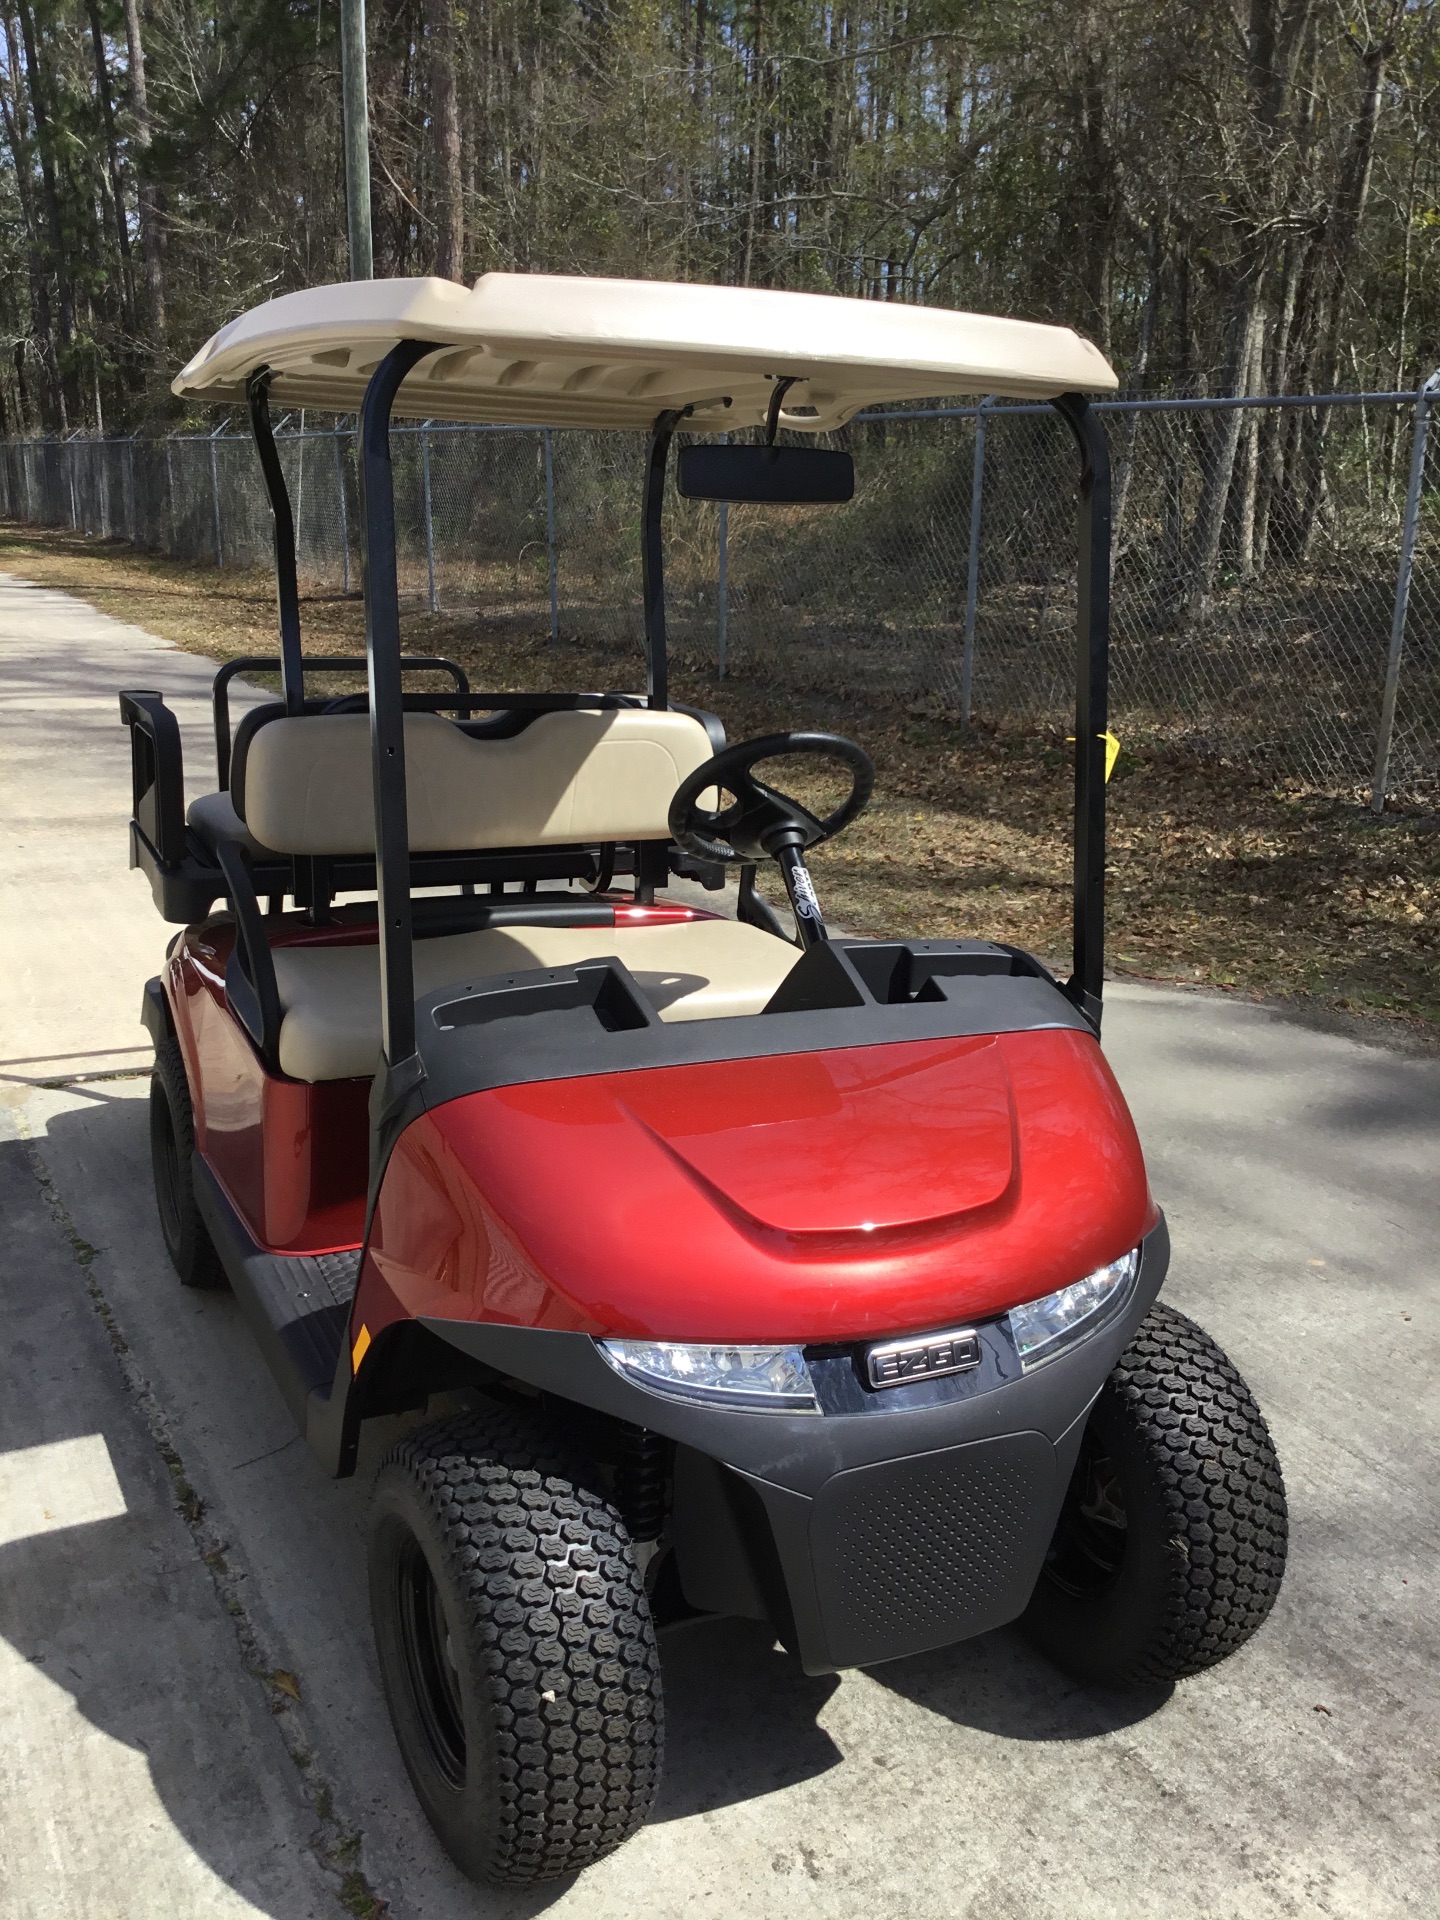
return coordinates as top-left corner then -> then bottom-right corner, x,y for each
425,1217 -> 1168,1674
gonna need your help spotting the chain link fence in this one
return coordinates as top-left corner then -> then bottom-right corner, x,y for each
2,384 -> 1436,806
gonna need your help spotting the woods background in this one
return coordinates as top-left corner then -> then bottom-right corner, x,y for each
1,1 -> 1438,434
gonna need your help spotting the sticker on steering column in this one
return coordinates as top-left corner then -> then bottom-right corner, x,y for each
790,863 -> 822,919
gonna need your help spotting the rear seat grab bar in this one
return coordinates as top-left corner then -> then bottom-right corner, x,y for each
213,654 -> 470,788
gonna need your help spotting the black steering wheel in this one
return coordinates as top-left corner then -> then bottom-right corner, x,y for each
668,731 -> 874,865
668,732 -> 872,951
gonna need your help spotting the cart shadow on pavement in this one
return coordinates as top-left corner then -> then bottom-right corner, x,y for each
0,1121 -> 337,1916
648,1610 -> 1169,1828
871,1625 -> 1172,1739
652,1616 -> 844,1820
0,1518 -> 313,1900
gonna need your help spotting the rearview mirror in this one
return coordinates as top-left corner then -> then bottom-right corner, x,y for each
677,444 -> 855,505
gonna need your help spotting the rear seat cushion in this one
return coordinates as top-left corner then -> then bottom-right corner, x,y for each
186,790 -> 277,860
270,919 -> 800,1082
242,708 -> 714,855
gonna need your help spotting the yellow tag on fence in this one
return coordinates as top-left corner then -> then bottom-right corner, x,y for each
1065,733 -> 1122,781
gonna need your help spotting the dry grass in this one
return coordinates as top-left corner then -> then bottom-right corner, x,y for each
5,521 -> 1437,1038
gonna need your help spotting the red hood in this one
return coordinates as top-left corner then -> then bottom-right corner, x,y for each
616,1039 -> 1014,1237
367,1029 -> 1156,1344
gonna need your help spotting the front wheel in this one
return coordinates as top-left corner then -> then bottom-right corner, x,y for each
369,1407 -> 664,1886
1023,1302 -> 1288,1688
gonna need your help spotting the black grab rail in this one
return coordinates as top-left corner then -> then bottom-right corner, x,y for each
212,653 -> 470,787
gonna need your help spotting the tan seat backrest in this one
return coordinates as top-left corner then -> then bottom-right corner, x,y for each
241,708 -> 713,856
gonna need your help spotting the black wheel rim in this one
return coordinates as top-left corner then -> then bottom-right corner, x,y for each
1040,1427 -> 1129,1599
151,1086 -> 183,1254
395,1532 -> 467,1790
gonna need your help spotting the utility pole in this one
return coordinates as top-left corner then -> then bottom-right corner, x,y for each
339,0 -> 373,278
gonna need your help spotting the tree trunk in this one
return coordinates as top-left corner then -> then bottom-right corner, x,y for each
1253,228 -> 1305,571
0,7 -> 57,426
84,0 -> 136,340
739,1 -> 763,285
426,0 -> 463,279
1186,295 -> 1264,620
1236,313 -> 1267,577
1293,5 -> 1399,555
1112,223 -> 1162,553
1309,10 -> 1397,395
13,0 -> 78,423
1385,133 -> 1421,497
121,0 -> 165,339
1065,20 -> 1116,359
13,341 -> 31,432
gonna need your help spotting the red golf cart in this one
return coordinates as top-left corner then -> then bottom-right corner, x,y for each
122,274 -> 1287,1887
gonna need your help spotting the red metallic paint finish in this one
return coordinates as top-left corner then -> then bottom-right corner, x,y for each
161,901 -> 714,1256
363,1029 -> 1157,1346
166,922 -> 369,1253
609,902 -> 718,926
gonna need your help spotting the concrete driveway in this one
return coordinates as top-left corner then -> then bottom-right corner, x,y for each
2,570 -> 1436,1919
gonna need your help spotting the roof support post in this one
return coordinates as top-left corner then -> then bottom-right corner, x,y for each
1051,391 -> 1111,1031
642,409 -> 687,709
246,368 -> 304,712
359,339 -> 436,1109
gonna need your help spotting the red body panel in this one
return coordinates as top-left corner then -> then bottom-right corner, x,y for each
164,901 -> 720,1255
361,1029 -> 1157,1345
168,923 -> 370,1252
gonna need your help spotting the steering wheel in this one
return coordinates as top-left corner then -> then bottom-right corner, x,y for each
668,732 -> 874,864
668,732 -> 872,950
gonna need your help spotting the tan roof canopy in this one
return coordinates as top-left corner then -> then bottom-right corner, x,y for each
173,274 -> 1118,432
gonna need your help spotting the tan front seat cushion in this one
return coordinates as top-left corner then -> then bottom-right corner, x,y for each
270,919 -> 800,1082
243,708 -> 714,855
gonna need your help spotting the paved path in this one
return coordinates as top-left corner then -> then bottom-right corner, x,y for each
2,570 -> 1437,1919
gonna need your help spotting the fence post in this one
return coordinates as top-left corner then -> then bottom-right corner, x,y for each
294,412 -> 306,572
67,437 -> 79,530
1370,371 -> 1439,813
543,428 -> 559,643
208,424 -> 225,566
717,501 -> 729,678
960,397 -> 992,725
420,423 -> 437,612
333,430 -> 351,594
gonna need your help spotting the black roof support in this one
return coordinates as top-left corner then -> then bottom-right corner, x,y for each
642,409 -> 687,710
245,368 -> 304,715
1051,391 -> 1111,1030
358,339 -> 438,1113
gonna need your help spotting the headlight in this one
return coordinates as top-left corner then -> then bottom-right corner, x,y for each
598,1340 -> 820,1414
1007,1248 -> 1140,1371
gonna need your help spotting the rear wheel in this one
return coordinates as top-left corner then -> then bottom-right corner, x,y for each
369,1406 -> 663,1886
1023,1302 -> 1287,1687
150,1035 -> 226,1290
